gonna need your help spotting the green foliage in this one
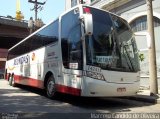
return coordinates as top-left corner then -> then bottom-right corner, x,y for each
139,53 -> 145,62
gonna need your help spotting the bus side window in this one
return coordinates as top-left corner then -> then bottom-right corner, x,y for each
61,8 -> 82,69
37,20 -> 59,47
61,39 -> 69,68
68,25 -> 82,69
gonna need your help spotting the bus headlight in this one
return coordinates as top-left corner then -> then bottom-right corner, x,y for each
84,71 -> 105,81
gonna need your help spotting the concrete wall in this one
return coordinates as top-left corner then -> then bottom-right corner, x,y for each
121,0 -> 160,21
0,48 -> 7,70
135,26 -> 160,77
119,0 -> 160,78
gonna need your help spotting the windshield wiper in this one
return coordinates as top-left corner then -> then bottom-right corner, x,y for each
122,43 -> 135,71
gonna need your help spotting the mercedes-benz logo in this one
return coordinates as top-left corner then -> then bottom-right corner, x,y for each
121,78 -> 124,82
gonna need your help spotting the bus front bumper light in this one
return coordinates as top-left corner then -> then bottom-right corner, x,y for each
84,71 -> 105,81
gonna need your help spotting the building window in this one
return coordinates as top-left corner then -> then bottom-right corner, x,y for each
154,17 -> 160,27
130,16 -> 160,32
71,0 -> 77,7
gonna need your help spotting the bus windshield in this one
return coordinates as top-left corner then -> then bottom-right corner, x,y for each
85,7 -> 140,72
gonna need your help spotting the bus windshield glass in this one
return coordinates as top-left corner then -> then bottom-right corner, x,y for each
84,7 -> 140,72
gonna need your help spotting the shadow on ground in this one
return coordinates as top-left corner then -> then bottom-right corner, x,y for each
0,80 -> 154,119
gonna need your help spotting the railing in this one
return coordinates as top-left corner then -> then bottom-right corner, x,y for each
91,0 -> 115,8
0,15 -> 28,28
0,15 -> 28,23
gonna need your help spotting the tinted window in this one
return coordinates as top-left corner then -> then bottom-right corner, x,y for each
68,25 -> 82,69
61,8 -> 83,69
8,42 -> 25,60
84,7 -> 139,72
38,20 -> 59,46
111,14 -> 140,71
85,8 -> 115,67
8,20 -> 59,60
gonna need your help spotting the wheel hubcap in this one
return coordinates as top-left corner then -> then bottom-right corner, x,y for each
47,80 -> 55,95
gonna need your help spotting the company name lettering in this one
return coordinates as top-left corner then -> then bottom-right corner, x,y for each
14,55 -> 30,65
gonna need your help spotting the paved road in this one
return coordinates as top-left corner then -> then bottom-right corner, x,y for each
0,79 -> 160,119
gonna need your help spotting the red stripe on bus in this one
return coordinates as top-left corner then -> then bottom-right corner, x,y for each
12,75 -> 81,96
14,75 -> 44,89
56,84 -> 81,96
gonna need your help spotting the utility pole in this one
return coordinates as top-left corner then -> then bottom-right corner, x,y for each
28,0 -> 46,21
146,0 -> 158,96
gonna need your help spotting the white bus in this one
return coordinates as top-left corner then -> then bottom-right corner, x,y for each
5,5 -> 140,98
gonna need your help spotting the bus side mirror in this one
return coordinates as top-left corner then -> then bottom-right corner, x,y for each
80,14 -> 93,35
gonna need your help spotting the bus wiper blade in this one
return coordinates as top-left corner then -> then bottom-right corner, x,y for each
122,44 -> 135,71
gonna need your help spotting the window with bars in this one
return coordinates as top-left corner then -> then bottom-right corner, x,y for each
130,16 -> 160,32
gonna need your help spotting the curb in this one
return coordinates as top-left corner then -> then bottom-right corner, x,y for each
130,95 -> 160,104
128,89 -> 160,104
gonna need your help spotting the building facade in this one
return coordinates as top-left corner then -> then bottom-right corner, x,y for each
0,16 -> 29,74
65,0 -> 94,10
0,48 -> 7,73
65,0 -> 160,79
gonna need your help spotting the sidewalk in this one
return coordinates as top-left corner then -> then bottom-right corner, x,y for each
130,88 -> 160,104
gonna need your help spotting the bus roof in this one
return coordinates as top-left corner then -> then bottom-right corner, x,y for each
9,4 -> 126,51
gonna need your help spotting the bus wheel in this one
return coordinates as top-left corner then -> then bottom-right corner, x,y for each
9,75 -> 16,87
46,75 -> 57,99
9,76 -> 12,86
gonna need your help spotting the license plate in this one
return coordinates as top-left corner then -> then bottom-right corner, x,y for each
117,87 -> 126,92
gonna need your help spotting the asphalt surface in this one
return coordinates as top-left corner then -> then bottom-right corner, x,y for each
0,79 -> 160,119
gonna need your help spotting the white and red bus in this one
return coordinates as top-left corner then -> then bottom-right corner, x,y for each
5,5 -> 140,98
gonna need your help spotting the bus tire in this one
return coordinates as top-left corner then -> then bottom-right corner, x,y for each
9,76 -> 12,86
46,75 -> 57,99
7,73 -> 11,81
9,75 -> 16,87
